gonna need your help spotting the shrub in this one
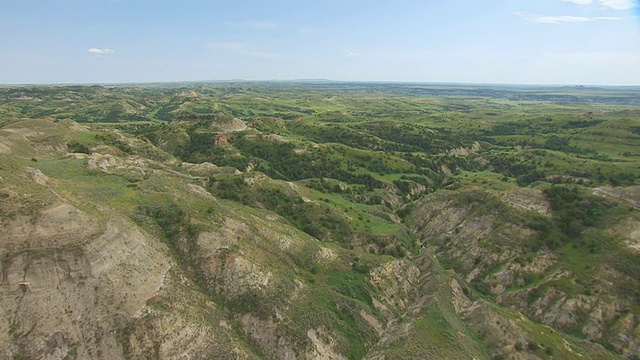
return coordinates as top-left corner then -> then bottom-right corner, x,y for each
67,141 -> 90,154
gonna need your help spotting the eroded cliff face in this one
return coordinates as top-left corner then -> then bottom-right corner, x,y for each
0,120 -> 368,359
1,119 -> 636,359
0,176 -> 256,358
1,208 -> 168,358
406,187 -> 640,359
0,121 -> 256,359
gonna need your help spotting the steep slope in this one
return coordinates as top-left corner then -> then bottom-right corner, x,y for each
1,119 -> 633,360
406,186 -> 640,358
0,120 -> 407,359
0,120 -> 258,359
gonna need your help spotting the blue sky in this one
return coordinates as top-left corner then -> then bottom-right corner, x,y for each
1,0 -> 639,85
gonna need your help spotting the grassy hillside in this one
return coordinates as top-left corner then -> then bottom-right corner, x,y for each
1,82 -> 639,359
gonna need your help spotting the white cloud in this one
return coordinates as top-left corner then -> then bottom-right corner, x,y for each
225,20 -> 279,29
345,51 -> 361,57
86,48 -> 114,54
515,11 -> 621,23
598,0 -> 637,10
558,0 -> 636,10
560,0 -> 637,9
535,15 -> 592,23
560,0 -> 593,5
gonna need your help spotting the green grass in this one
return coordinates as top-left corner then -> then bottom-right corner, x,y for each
496,306 -> 618,360
2,82 -> 639,359
27,157 -> 142,210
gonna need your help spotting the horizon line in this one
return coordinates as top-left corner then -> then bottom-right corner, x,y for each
1,79 -> 640,88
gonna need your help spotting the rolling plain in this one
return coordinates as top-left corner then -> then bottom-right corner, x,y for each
1,82 -> 640,359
